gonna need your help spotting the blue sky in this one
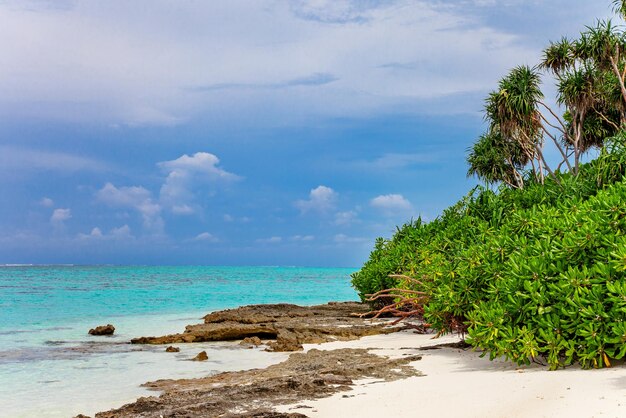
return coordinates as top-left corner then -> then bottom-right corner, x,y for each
0,0 -> 614,267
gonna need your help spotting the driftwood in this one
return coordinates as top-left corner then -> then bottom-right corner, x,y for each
356,274 -> 468,335
357,274 -> 430,327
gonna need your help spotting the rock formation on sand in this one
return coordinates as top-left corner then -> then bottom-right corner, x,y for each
240,336 -> 263,347
130,302 -> 399,351
93,348 -> 423,417
88,324 -> 115,336
192,351 -> 208,361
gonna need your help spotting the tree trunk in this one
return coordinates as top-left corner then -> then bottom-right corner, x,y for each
609,55 -> 626,105
537,108 -> 573,172
535,145 -> 559,184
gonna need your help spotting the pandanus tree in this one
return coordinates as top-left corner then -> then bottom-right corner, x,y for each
469,14 -> 626,188
575,20 -> 626,105
467,130 -> 526,188
540,21 -> 625,173
614,0 -> 626,22
469,65 -> 560,185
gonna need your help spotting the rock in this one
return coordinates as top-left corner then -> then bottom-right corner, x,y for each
94,348 -> 423,417
240,336 -> 263,347
88,324 -> 115,336
131,302 -> 402,351
192,351 -> 208,361
73,415 -> 91,418
165,346 -> 180,353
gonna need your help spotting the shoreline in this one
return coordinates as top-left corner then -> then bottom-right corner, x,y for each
281,331 -> 626,418
87,302 -> 626,418
6,300 -> 626,417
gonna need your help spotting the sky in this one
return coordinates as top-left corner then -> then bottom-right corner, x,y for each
0,0 -> 615,267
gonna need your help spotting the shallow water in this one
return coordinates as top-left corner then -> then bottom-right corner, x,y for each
0,266 -> 357,417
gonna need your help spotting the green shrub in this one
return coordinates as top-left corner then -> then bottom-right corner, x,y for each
352,133 -> 626,368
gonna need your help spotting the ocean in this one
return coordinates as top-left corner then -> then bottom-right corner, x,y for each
0,265 -> 358,417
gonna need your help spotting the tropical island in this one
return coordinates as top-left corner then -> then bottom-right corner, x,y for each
4,1 -> 626,418
79,1 -> 626,417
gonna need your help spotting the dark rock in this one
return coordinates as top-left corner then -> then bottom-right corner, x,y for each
192,351 -> 208,361
88,324 -> 115,336
165,346 -> 180,353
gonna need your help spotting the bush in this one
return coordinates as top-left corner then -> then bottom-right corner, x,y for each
351,134 -> 626,368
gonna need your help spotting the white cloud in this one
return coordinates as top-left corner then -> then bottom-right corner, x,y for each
334,233 -> 368,244
110,225 -> 133,239
50,208 -> 71,225
295,185 -> 337,214
158,152 -> 239,180
158,152 -> 240,213
40,197 -> 54,207
171,204 -> 194,215
0,0 -> 571,126
77,224 -> 133,240
193,232 -> 219,242
334,210 -> 358,226
256,236 -> 282,244
88,227 -> 103,237
291,235 -> 315,242
223,214 -> 251,223
96,183 -> 163,233
370,194 -> 414,215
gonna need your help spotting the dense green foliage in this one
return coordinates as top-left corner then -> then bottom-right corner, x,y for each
352,135 -> 626,369
353,0 -> 626,369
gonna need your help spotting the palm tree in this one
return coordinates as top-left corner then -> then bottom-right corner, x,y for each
541,38 -> 576,74
613,0 -> 626,20
575,20 -> 626,105
557,67 -> 598,173
468,2 -> 626,189
467,130 -> 526,188
539,26 -> 624,174
486,66 -> 558,182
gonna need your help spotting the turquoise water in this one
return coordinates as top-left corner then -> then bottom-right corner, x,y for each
0,265 -> 358,417
1,265 -> 357,330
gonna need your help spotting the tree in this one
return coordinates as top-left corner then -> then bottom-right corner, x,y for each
467,130 -> 526,188
468,2 -> 625,188
481,66 -> 559,183
613,0 -> 626,20
575,20 -> 626,105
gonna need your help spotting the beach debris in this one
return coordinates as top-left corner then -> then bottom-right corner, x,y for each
165,346 -> 180,353
88,324 -> 115,336
131,302 -> 402,351
192,350 -> 208,361
240,336 -> 263,347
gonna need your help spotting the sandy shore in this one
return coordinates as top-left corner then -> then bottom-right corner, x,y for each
277,330 -> 626,418
88,305 -> 626,417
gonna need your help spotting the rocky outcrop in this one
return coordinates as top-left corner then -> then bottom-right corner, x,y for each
240,336 -> 263,347
165,346 -> 179,353
88,324 -> 115,336
131,302 -> 399,351
94,348 -> 423,418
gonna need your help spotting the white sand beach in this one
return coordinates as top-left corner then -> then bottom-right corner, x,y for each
278,330 -> 626,418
